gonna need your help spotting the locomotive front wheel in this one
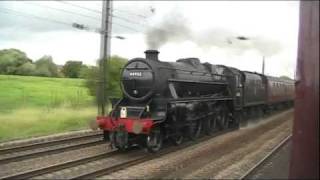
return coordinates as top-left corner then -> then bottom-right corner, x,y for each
146,127 -> 163,153
110,130 -> 129,151
188,120 -> 202,140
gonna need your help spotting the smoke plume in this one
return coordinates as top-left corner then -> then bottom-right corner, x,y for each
145,11 -> 282,57
145,11 -> 192,49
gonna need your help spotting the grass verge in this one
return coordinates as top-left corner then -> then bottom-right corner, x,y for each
0,75 -> 93,112
0,106 -> 97,142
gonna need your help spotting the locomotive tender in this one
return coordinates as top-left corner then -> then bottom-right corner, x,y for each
97,50 -> 294,152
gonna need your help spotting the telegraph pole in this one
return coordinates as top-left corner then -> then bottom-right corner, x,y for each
98,0 -> 113,116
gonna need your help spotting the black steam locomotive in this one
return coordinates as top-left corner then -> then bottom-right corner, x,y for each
97,50 -> 294,152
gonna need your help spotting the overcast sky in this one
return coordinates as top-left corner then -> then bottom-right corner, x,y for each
0,1 -> 299,78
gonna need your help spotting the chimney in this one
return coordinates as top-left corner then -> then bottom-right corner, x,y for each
144,50 -> 159,61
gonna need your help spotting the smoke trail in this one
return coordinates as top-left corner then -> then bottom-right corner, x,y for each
145,11 -> 192,49
145,11 -> 282,57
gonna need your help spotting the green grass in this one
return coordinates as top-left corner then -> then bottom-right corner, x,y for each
0,75 -> 98,141
0,106 -> 96,141
0,75 -> 94,112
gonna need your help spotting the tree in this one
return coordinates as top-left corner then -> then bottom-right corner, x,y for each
105,56 -> 128,98
85,56 -> 127,100
16,62 -> 36,76
62,61 -> 83,78
34,56 -> 59,77
0,48 -> 32,74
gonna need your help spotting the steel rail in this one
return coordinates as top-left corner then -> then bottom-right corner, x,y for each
240,134 -> 292,179
0,132 -> 102,155
0,150 -> 119,180
0,139 -> 105,164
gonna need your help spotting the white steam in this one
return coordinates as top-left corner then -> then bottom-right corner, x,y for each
145,11 -> 282,57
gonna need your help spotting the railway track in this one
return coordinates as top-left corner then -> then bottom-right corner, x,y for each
0,150 -> 118,179
240,134 -> 292,179
74,129 -> 234,179
0,110 -> 290,179
53,128 -> 238,179
1,127 -> 237,179
0,132 -> 104,164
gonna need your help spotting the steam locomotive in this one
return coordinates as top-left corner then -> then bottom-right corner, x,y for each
96,50 -> 294,152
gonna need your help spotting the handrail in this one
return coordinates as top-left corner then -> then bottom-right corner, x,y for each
158,66 -> 233,78
168,78 -> 228,85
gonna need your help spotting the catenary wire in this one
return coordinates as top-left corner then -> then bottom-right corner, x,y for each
54,0 -> 148,31
56,0 -> 149,20
24,1 -> 146,28
112,9 -> 148,19
55,0 -> 101,14
0,7 -> 141,33
0,7 -> 71,27
24,2 -> 101,22
111,14 -> 148,27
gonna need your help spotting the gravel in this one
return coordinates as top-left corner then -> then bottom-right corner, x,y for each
187,120 -> 291,179
245,140 -> 292,179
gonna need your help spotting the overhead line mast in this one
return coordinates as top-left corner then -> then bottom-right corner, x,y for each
98,0 -> 112,116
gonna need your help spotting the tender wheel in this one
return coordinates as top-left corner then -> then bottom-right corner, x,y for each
188,120 -> 202,140
204,115 -> 216,135
146,127 -> 163,153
